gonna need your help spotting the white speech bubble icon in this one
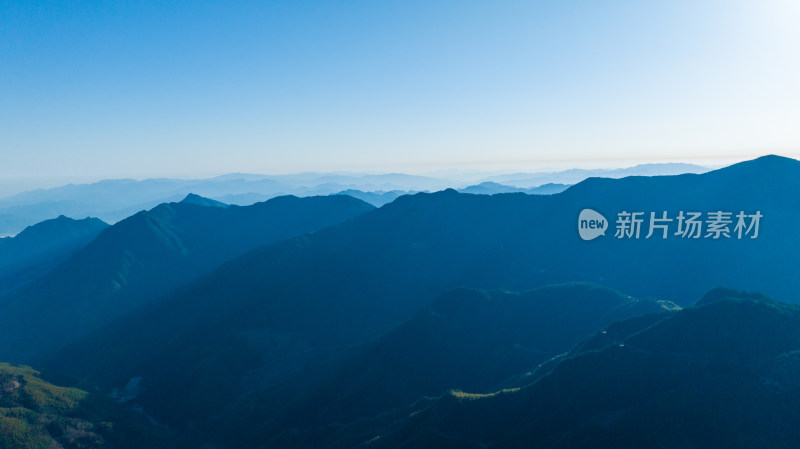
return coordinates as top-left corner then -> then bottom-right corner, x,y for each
578,209 -> 607,241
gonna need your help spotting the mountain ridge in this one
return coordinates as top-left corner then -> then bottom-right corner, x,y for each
39,156 -> 800,434
0,215 -> 108,296
0,194 -> 374,361
0,162 -> 715,235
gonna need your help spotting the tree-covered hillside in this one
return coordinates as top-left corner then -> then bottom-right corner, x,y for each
0,363 -> 170,449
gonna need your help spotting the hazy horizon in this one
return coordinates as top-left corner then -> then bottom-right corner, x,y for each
0,156 -> 733,199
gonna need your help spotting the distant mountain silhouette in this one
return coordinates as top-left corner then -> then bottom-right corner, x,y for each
0,164 -> 707,235
346,289 -> 800,449
481,162 -> 710,187
525,182 -> 570,194
0,195 -> 374,361
39,156 -> 800,439
458,182 -> 569,195
212,192 -> 275,205
0,215 -> 108,295
0,173 -> 447,234
334,189 -> 409,206
179,193 -> 228,208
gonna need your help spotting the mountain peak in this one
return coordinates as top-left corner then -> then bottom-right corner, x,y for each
179,193 -> 228,208
750,154 -> 798,164
15,215 -> 108,240
719,154 -> 800,174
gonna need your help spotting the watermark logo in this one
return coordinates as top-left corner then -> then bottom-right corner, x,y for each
578,209 -> 608,241
578,209 -> 763,241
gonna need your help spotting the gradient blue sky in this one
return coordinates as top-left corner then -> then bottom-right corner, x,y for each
2,0 -> 799,185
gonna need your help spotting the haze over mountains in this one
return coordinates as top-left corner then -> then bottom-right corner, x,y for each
0,155 -> 797,448
0,163 -> 708,236
5,0 -> 797,445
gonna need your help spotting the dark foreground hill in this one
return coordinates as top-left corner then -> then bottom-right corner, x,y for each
0,215 -> 108,296
339,289 -> 800,449
39,156 -> 800,445
0,194 -> 374,361
216,284 -> 676,448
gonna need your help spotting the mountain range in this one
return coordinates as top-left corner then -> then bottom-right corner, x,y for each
0,163 -> 707,235
479,162 -> 710,187
1,154 -> 786,448
457,182 -> 569,195
0,155 -> 795,449
0,194 -> 374,361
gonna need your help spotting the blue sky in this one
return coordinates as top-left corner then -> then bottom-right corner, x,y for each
1,0 -> 799,184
